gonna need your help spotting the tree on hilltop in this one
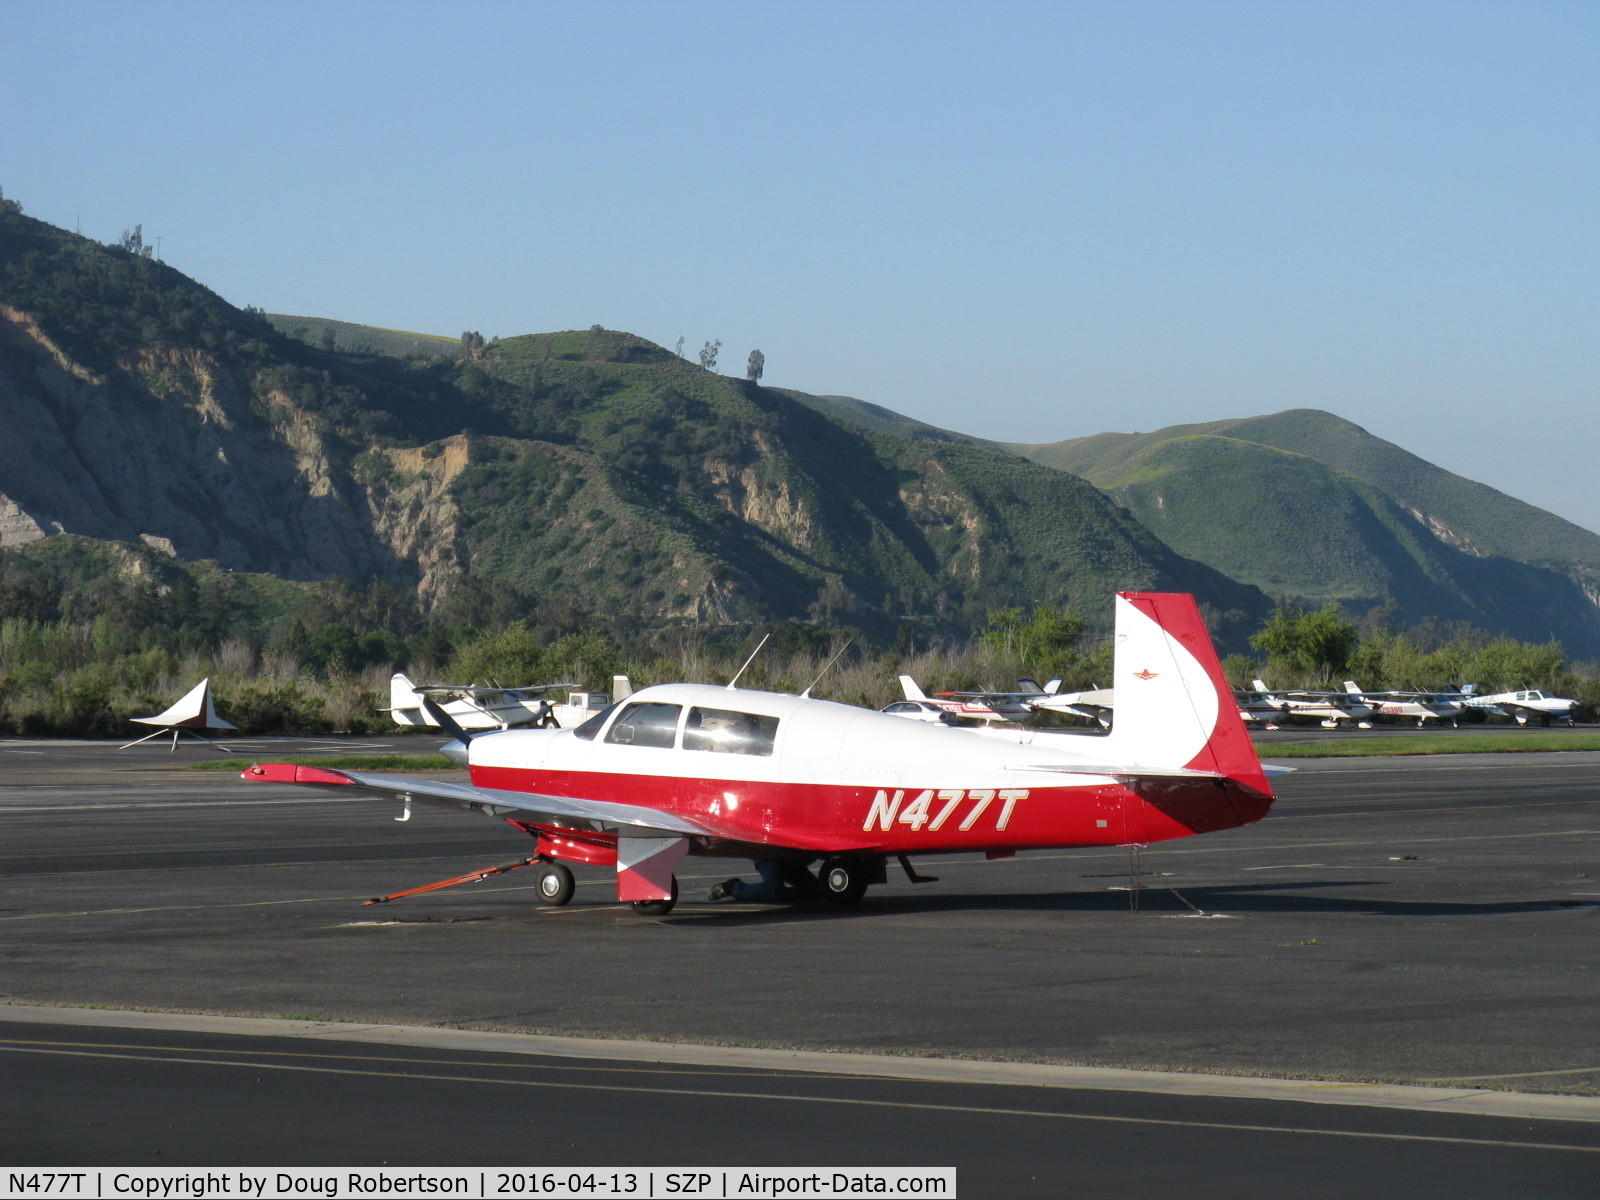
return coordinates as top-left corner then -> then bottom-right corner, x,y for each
460,331 -> 487,361
746,349 -> 765,383
118,224 -> 154,258
698,339 -> 722,371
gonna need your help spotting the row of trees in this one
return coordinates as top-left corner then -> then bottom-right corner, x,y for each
1241,602 -> 1568,693
4,580 -> 1586,738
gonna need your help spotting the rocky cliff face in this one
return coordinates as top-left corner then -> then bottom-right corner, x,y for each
0,303 -> 410,582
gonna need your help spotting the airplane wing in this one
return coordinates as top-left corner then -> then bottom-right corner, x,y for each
239,764 -> 876,853
414,682 -> 576,697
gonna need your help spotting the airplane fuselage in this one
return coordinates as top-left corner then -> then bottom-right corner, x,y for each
464,684 -> 1273,865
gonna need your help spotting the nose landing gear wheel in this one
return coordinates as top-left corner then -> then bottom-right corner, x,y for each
629,875 -> 678,916
535,861 -> 575,906
820,857 -> 869,905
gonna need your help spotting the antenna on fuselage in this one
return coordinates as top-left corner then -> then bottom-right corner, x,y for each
725,633 -> 771,692
800,639 -> 853,699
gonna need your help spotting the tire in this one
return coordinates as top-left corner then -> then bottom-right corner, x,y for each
820,857 -> 869,905
534,861 -> 575,906
629,875 -> 678,916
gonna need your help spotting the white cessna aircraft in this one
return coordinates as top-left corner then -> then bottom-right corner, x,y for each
1452,686 -> 1577,726
1342,681 -> 1462,727
1027,684 -> 1116,728
1248,680 -> 1374,729
388,674 -> 629,732
893,676 -> 1115,727
1069,681 -> 1373,731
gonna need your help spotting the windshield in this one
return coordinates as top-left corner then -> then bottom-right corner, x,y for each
573,703 -> 619,741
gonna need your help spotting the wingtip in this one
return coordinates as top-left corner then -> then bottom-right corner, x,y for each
240,762 -> 356,785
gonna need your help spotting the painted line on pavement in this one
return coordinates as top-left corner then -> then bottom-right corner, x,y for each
2,1003 -> 1597,1126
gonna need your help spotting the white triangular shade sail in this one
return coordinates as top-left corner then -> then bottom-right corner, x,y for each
131,678 -> 238,731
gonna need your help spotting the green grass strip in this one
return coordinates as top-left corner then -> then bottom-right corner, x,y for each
188,754 -> 456,772
1255,732 -> 1600,758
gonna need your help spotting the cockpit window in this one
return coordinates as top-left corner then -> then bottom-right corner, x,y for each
573,703 -> 619,741
604,702 -> 682,749
682,707 -> 778,756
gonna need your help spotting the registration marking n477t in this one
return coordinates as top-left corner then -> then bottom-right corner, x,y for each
865,788 -> 1028,833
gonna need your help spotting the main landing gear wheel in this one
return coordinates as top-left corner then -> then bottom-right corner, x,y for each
534,861 -> 575,906
629,875 -> 678,916
820,857 -> 869,905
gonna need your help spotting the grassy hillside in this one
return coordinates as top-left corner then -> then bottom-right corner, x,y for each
1018,409 -> 1600,575
0,205 -> 1267,649
1011,413 -> 1600,653
775,388 -> 1008,451
1214,409 -> 1600,574
268,314 -> 460,360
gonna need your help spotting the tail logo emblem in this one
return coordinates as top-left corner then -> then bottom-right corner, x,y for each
1132,669 -> 1160,680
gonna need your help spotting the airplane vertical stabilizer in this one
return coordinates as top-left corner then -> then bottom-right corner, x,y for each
898,675 -> 928,702
389,673 -> 428,727
1098,593 -> 1268,795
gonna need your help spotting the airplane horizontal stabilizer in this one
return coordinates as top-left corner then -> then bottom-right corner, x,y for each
1017,762 -> 1228,781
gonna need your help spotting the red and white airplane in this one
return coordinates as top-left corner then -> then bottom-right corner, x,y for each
895,676 -> 1037,723
243,593 -> 1280,915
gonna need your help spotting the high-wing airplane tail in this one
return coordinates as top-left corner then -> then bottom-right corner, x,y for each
386,673 -> 429,727
1343,680 -> 1363,695
1098,593 -> 1270,797
898,675 -> 928,702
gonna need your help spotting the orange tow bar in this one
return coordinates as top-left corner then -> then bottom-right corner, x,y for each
364,857 -> 540,905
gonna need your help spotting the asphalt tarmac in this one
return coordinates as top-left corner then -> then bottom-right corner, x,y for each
2,1017 -> 1597,1197
2,734 -> 1599,1188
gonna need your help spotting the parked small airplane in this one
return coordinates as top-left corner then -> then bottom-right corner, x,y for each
120,678 -> 237,752
387,674 -> 630,732
1029,685 -> 1116,728
1453,686 -> 1577,726
244,593 -> 1281,915
1249,680 -> 1374,729
1343,681 -> 1461,727
896,676 -> 1037,723
1016,684 -> 1303,731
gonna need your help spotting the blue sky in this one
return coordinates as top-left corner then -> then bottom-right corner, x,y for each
5,1 -> 1597,528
